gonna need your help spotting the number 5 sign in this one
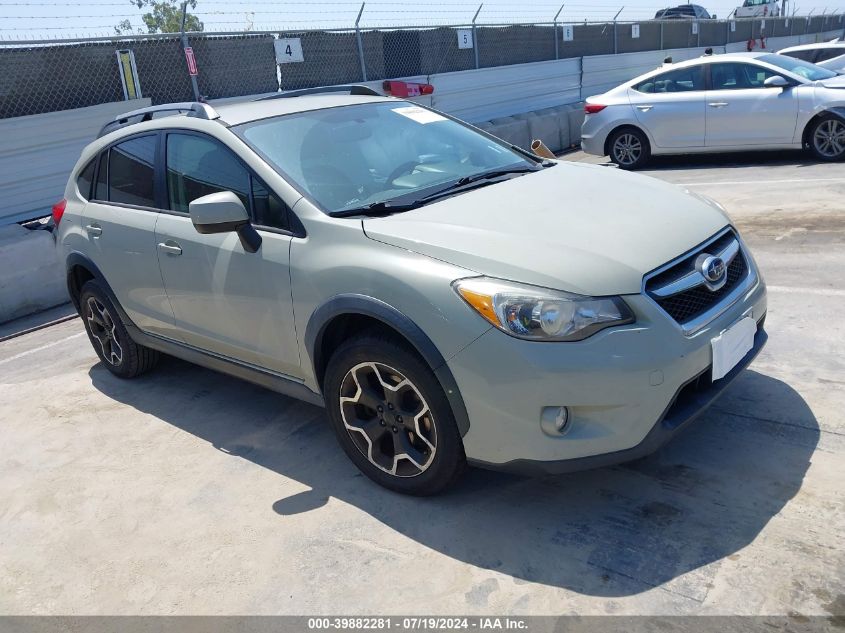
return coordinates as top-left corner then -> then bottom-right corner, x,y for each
274,38 -> 304,64
456,29 -> 473,49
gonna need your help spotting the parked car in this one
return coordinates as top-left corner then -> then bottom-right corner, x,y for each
654,4 -> 713,19
582,52 -> 845,169
54,87 -> 768,495
779,41 -> 845,73
735,0 -> 780,18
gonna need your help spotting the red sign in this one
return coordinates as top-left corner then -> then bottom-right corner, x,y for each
184,47 -> 198,76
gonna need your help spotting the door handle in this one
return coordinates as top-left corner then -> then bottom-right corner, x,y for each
708,102 -> 729,108
85,224 -> 102,237
636,105 -> 654,112
157,240 -> 182,256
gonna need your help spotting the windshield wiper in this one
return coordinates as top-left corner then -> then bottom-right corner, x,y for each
331,164 -> 545,218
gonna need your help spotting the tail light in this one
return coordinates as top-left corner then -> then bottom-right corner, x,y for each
51,198 -> 67,227
382,80 -> 435,97
585,104 -> 607,114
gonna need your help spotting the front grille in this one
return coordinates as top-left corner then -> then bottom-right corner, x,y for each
654,256 -> 747,323
645,229 -> 751,327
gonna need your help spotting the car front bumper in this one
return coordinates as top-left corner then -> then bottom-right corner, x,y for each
447,281 -> 768,474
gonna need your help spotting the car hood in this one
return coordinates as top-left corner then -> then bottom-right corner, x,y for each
362,162 -> 730,296
817,75 -> 845,89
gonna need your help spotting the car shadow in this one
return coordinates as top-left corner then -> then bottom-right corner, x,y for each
88,358 -> 818,598
641,150 -> 818,172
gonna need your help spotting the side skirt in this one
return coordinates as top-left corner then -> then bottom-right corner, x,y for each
127,325 -> 325,408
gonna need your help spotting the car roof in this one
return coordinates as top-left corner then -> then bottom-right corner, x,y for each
654,52 -> 769,70
214,94 -> 396,126
779,42 -> 845,52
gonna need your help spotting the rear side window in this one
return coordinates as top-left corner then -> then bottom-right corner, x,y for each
815,48 -> 845,63
166,133 -> 250,213
76,159 -> 96,200
782,49 -> 818,63
108,136 -> 157,207
635,66 -> 705,94
95,151 -> 109,201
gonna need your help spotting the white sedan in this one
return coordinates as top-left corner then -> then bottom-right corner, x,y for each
779,41 -> 845,73
581,52 -> 845,169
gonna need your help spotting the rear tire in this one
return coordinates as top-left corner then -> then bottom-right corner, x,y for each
323,332 -> 467,495
607,127 -> 651,170
79,280 -> 159,379
807,114 -> 845,162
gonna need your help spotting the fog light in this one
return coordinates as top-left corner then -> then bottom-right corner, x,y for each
541,406 -> 571,437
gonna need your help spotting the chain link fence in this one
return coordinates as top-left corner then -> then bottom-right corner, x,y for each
2,15 -> 843,119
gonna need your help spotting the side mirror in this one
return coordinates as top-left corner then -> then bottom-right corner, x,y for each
189,191 -> 262,253
764,75 -> 790,88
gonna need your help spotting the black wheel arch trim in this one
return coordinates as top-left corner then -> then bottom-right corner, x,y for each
305,294 -> 471,437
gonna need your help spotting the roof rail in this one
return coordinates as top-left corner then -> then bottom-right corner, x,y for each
256,85 -> 382,101
98,102 -> 220,138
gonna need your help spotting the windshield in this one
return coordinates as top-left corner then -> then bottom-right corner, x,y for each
234,102 -> 537,214
759,53 -> 838,81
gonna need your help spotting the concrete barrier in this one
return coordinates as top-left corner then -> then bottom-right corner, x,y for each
0,225 -> 68,324
566,103 -> 586,145
488,117 -> 532,150
514,110 -> 562,153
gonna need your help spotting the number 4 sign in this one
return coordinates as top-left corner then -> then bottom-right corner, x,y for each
274,38 -> 304,64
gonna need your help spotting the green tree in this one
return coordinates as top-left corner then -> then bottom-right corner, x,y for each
115,0 -> 204,35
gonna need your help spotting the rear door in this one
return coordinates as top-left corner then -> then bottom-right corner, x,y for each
153,131 -> 301,377
82,134 -> 176,335
705,62 -> 799,146
629,64 -> 706,148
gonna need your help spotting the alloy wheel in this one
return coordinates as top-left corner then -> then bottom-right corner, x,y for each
339,362 -> 436,477
814,119 -> 845,158
86,297 -> 123,366
612,133 -> 643,166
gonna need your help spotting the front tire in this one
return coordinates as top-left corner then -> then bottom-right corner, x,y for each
79,280 -> 159,379
324,333 -> 467,495
608,127 -> 651,170
807,114 -> 845,162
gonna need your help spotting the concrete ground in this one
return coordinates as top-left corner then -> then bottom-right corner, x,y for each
1,151 -> 843,616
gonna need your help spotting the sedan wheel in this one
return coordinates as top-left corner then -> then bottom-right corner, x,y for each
608,128 -> 650,170
339,361 -> 436,478
812,118 -> 845,160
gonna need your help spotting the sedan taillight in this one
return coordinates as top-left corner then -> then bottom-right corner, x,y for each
584,104 -> 607,115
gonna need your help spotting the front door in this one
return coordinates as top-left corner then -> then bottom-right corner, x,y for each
154,132 -> 301,377
705,62 -> 799,146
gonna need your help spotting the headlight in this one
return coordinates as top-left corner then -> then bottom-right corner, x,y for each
453,277 -> 634,342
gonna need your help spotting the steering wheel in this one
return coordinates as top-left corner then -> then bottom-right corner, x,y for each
387,161 -> 421,184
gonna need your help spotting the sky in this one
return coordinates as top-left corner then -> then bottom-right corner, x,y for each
2,0 -> 845,39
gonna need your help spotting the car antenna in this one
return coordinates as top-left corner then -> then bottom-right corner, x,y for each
704,48 -> 714,56
663,56 -> 673,64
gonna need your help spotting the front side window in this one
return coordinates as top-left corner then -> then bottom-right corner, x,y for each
166,133 -> 250,213
234,102 -> 537,214
710,63 -> 778,90
757,53 -> 838,81
635,66 -> 705,93
108,135 -> 156,207
251,177 -> 291,231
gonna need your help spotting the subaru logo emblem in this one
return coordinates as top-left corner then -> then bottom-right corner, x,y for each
700,255 -> 726,284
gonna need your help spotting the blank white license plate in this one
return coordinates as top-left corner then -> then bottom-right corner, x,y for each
711,317 -> 756,381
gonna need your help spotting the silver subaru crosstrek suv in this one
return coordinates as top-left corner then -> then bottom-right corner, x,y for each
54,87 -> 767,495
